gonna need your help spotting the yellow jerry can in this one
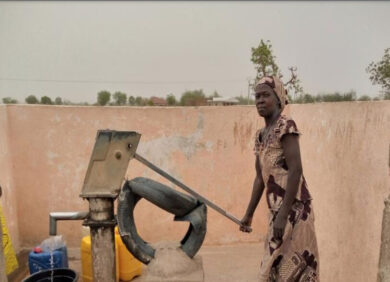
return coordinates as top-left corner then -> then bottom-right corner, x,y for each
115,227 -> 142,281
81,234 -> 120,282
81,227 -> 142,281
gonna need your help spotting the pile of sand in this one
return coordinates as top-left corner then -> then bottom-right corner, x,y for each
143,241 -> 204,282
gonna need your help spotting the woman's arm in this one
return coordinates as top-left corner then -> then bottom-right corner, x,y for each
240,155 -> 265,232
273,133 -> 302,240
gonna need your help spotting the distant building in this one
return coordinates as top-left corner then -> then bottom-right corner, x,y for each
150,97 -> 167,106
207,97 -> 239,106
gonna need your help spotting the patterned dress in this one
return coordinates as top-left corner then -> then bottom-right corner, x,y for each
254,115 -> 320,282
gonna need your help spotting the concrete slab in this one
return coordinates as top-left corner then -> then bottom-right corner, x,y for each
10,242 -> 264,282
200,243 -> 263,282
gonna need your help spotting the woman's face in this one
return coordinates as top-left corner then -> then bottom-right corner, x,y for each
255,84 -> 280,117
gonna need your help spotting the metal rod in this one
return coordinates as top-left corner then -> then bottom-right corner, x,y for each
134,153 -> 246,228
49,211 -> 89,236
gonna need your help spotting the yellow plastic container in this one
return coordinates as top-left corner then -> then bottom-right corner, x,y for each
81,234 -> 120,282
115,228 -> 143,281
81,227 -> 142,282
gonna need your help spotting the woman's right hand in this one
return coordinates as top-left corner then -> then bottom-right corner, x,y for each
240,215 -> 253,233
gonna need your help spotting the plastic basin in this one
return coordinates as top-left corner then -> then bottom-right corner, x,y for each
23,268 -> 78,282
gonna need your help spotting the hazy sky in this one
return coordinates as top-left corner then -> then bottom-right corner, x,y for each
1,1 -> 390,103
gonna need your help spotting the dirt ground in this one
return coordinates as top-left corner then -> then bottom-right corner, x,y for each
9,242 -> 264,282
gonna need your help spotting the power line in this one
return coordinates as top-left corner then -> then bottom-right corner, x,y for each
0,77 -> 246,85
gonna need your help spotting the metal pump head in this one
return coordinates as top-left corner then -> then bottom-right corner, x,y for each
80,130 -> 141,198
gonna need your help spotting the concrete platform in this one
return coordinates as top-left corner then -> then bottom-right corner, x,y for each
9,243 -> 264,282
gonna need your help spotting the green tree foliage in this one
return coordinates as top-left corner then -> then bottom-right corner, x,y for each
235,96 -> 255,105
128,96 -> 135,106
284,67 -> 304,99
321,92 -> 343,102
166,94 -> 177,106
180,89 -> 207,106
146,99 -> 154,106
367,48 -> 390,93
40,96 -> 53,105
113,91 -> 127,105
2,97 -> 18,104
358,95 -> 371,101
291,90 -> 357,104
63,99 -> 73,105
135,96 -> 145,106
208,90 -> 221,99
323,90 -> 356,102
97,90 -> 111,106
342,90 -> 357,101
25,95 -> 39,104
131,96 -> 154,106
251,39 -> 280,79
296,94 -> 315,104
251,40 -> 303,98
54,97 -> 63,105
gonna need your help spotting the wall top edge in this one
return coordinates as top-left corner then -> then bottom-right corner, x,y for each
0,100 -> 389,109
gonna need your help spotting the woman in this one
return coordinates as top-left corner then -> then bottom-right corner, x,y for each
240,76 -> 319,281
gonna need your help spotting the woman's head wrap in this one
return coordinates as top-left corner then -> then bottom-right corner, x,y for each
254,76 -> 288,112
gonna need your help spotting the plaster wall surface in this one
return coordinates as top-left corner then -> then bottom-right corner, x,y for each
289,102 -> 390,282
2,101 -> 390,282
0,106 -> 20,251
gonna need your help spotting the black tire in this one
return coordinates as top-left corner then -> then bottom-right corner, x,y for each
117,177 -> 207,264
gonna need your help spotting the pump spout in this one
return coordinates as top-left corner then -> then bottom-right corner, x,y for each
49,211 -> 89,236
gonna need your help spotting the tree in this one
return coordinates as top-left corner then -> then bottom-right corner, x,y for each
166,94 -> 177,106
208,90 -> 221,99
251,40 -> 303,98
180,89 -> 207,106
251,39 -> 280,79
302,94 -> 315,103
307,91 -> 357,103
2,97 -> 18,104
25,95 -> 39,104
358,95 -> 371,101
291,93 -> 314,104
135,96 -> 145,106
112,91 -> 127,106
342,90 -> 357,101
284,67 -> 304,99
54,97 -> 63,105
128,96 -> 135,106
367,48 -> 390,94
235,96 -> 255,105
40,96 -> 53,105
146,98 -> 154,106
321,92 -> 342,102
97,91 -> 111,106
63,99 -> 73,105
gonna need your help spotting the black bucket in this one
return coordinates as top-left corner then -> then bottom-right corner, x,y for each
23,268 -> 78,282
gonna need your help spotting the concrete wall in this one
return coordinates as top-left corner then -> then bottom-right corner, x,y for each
290,102 -> 390,282
1,101 -> 389,282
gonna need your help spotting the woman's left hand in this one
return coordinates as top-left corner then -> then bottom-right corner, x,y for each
273,213 -> 287,240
